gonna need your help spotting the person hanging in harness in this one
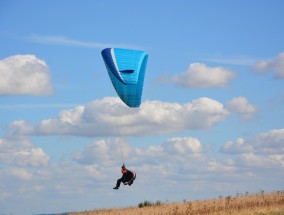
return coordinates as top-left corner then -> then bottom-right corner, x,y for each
113,164 -> 136,190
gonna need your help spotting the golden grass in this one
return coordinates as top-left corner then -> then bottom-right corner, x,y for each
70,191 -> 284,215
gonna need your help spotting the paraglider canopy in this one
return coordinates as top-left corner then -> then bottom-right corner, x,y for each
101,48 -> 148,108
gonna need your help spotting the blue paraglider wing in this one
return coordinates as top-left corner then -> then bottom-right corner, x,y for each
101,48 -> 148,107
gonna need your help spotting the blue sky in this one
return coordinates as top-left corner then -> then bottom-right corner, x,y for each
1,1 -> 284,214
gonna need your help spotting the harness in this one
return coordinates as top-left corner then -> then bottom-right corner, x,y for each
129,171 -> 136,182
123,170 -> 136,185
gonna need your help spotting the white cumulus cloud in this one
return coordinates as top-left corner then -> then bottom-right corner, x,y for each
0,55 -> 53,95
73,138 -> 125,166
17,97 -> 229,137
238,153 -> 284,169
163,137 -> 202,154
73,136 -> 205,177
253,52 -> 284,79
167,63 -> 236,88
221,129 -> 284,171
0,136 -> 50,167
10,168 -> 33,181
221,128 -> 284,155
7,97 -> 257,138
225,97 -> 257,120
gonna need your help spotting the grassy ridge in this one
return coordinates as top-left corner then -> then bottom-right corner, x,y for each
69,191 -> 284,215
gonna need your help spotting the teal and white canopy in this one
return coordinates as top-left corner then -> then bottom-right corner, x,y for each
101,48 -> 148,107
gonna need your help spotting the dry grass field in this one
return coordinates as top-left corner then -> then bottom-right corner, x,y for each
69,191 -> 284,215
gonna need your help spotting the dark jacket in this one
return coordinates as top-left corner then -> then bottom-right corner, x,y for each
121,169 -> 135,182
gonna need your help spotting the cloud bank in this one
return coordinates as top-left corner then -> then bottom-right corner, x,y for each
7,96 -> 258,137
8,97 -> 234,137
1,126 -> 283,214
0,55 -> 53,95
0,96 -> 260,214
2,129 -> 283,210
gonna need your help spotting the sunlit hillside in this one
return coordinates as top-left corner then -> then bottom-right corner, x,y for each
69,191 -> 284,215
